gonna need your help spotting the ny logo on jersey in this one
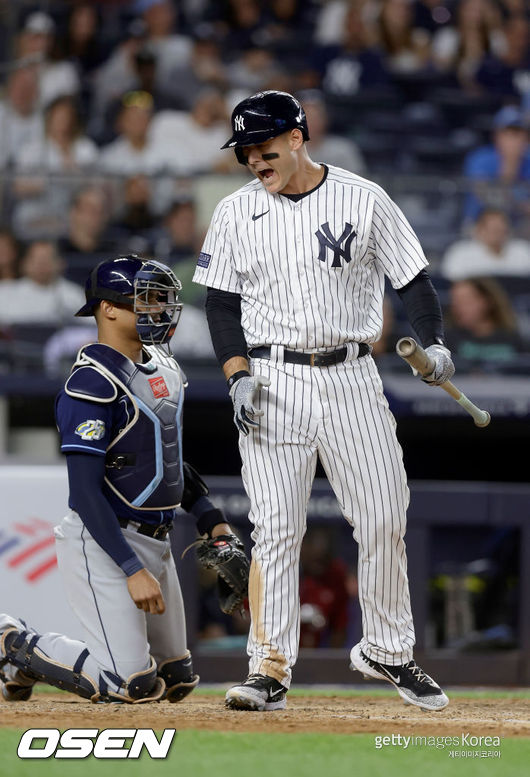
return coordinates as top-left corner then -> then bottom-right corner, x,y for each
315,222 -> 356,268
234,115 -> 245,131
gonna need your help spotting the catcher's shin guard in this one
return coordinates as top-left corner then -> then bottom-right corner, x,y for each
1,627 -> 165,704
1,627 -> 99,700
158,652 -> 199,702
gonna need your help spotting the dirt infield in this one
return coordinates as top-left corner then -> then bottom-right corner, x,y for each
1,692 -> 528,737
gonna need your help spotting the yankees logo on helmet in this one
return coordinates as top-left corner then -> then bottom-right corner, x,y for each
222,91 -> 310,165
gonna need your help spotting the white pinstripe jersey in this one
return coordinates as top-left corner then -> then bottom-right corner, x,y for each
193,165 -> 428,350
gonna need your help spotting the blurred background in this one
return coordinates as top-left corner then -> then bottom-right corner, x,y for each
0,0 -> 529,686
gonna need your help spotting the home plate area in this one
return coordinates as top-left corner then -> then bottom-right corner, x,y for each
0,690 -> 528,737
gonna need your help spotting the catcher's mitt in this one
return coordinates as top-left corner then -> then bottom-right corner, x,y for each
195,535 -> 249,615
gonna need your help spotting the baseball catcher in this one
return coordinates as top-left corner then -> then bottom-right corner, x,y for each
0,255 -> 248,705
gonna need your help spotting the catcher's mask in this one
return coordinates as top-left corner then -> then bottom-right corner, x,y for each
76,255 -> 183,349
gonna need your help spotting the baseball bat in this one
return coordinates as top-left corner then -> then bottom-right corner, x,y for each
396,337 -> 491,428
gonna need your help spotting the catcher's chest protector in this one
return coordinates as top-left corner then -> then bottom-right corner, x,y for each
66,343 -> 185,510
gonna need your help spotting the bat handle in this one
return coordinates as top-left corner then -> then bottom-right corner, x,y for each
396,337 -> 491,428
442,381 -> 491,427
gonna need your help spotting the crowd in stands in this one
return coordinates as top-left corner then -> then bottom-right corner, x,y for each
0,0 -> 529,375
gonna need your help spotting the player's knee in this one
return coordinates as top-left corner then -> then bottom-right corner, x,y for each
97,656 -> 166,703
157,651 -> 199,702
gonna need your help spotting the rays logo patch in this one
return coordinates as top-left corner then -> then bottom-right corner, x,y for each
75,419 -> 106,441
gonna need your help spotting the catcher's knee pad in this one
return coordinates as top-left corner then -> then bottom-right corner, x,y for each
95,656 -> 166,704
158,652 -> 199,702
1,627 -> 98,700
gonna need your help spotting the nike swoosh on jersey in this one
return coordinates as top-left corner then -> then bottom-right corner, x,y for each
252,210 -> 270,221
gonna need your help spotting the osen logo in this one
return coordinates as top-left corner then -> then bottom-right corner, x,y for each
17,729 -> 176,759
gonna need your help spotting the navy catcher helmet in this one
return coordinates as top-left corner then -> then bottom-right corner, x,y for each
222,90 -> 309,164
75,255 -> 182,347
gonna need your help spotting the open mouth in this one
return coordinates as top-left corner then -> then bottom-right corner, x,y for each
258,168 -> 275,181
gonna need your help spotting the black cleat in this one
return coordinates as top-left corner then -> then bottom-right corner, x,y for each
225,673 -> 287,711
350,642 -> 449,711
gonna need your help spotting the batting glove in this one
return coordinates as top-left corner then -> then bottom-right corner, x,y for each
229,375 -> 270,435
422,344 -> 455,386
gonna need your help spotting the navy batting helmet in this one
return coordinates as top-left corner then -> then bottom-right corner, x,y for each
222,91 -> 309,164
76,255 -> 182,346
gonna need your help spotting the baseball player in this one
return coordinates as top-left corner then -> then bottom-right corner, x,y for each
193,91 -> 454,712
0,255 -> 247,703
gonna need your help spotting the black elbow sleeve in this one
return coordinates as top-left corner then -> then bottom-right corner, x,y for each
396,270 -> 445,348
205,287 -> 249,366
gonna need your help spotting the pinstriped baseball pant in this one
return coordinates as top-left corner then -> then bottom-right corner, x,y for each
241,348 -> 415,687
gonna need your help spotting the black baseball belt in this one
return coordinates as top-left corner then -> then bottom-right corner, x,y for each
117,517 -> 173,541
248,343 -> 370,367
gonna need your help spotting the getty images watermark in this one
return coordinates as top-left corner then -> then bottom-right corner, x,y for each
374,734 -> 502,758
17,729 -> 176,759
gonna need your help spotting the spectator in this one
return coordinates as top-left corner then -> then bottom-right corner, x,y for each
445,277 -> 525,366
442,209 -> 530,279
98,45 -> 182,144
136,0 -> 192,87
58,187 -> 114,258
100,91 -> 163,175
475,15 -> 530,99
431,0 -> 504,90
150,89 -> 229,175
373,0 -> 431,74
260,0 -> 316,57
155,200 -> 206,306
463,105 -> 530,226
156,200 -> 198,264
16,11 -> 80,109
89,19 -> 149,142
299,90 -> 366,173
111,175 -> 157,253
313,3 -> 389,99
130,46 -> 180,111
217,0 -> 265,53
0,229 -> 19,281
0,241 -> 85,326
167,31 -> 228,110
13,95 -> 99,237
227,47 -> 283,93
55,3 -> 109,79
15,94 -> 97,172
0,66 -> 43,169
